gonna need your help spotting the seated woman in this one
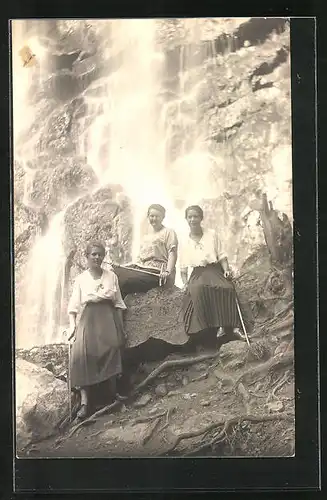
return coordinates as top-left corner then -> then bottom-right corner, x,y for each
67,241 -> 126,420
180,205 -> 243,347
113,204 -> 178,298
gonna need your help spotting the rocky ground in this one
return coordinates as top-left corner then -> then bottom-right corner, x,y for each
17,299 -> 294,458
15,241 -> 294,458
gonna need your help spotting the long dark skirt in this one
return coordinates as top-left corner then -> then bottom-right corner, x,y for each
113,264 -> 161,298
70,300 -> 125,389
182,263 -> 240,335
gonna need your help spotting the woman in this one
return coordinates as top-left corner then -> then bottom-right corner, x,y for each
114,204 -> 178,298
67,241 -> 126,420
180,205 -> 243,346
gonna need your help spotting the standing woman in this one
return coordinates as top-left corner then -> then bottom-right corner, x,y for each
114,204 -> 178,298
67,241 -> 126,420
180,205 -> 243,345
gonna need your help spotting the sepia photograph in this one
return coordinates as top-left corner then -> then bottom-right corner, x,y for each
12,17 -> 295,459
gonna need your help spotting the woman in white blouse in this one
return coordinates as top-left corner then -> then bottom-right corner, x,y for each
67,241 -> 126,420
180,205 -> 243,345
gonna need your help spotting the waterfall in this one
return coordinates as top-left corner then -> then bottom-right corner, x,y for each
78,19 -> 223,274
16,212 -> 66,348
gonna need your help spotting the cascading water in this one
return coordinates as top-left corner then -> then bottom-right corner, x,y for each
78,19 -> 223,269
13,18 -> 292,348
17,212 -> 67,347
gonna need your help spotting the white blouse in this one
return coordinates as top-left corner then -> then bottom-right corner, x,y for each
68,269 -> 126,314
179,229 -> 227,270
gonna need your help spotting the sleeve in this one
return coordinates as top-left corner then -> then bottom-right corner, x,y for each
214,231 -> 227,262
112,272 -> 127,310
67,277 -> 81,314
165,228 -> 178,253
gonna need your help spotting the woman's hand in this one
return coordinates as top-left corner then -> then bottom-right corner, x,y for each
159,269 -> 170,285
66,325 -> 76,343
224,269 -> 232,280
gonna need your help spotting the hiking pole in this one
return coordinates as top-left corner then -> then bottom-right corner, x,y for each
68,340 -> 72,423
234,294 -> 251,348
62,329 -> 73,423
226,275 -> 251,348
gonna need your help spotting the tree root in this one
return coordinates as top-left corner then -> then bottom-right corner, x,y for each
132,410 -> 167,425
131,352 -> 219,395
237,382 -> 251,414
142,417 -> 162,445
235,351 -> 293,387
56,400 -> 121,444
141,408 -> 175,445
268,370 -> 292,402
175,412 -> 294,456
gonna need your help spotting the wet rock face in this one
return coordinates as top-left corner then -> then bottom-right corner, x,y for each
63,185 -> 133,285
159,19 -> 292,268
27,158 -> 97,216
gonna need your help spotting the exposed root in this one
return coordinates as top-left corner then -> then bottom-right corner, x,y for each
56,400 -> 121,444
132,410 -> 167,425
180,412 -> 294,456
157,407 -> 175,435
235,351 -> 293,387
142,417 -> 162,445
237,382 -> 251,414
132,352 -> 219,395
268,370 -> 292,402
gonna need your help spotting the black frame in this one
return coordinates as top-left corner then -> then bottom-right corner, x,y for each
0,6 -> 320,495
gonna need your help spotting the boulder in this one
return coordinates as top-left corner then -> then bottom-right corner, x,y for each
63,185 -> 133,288
16,358 -> 69,453
219,340 -> 249,370
124,287 -> 189,348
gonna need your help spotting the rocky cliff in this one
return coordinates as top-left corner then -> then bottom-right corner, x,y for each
13,18 -> 292,344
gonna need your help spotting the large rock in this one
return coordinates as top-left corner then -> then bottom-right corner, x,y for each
124,287 -> 189,348
218,340 -> 250,370
16,358 -> 69,453
64,185 -> 133,280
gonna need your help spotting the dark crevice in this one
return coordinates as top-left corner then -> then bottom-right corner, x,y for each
252,81 -> 275,92
249,47 -> 289,81
165,17 -> 288,79
211,120 -> 243,143
49,51 -> 82,72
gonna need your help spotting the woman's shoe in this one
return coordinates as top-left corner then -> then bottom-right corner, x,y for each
116,393 -> 129,402
76,403 -> 89,420
216,327 -> 226,338
233,327 -> 246,340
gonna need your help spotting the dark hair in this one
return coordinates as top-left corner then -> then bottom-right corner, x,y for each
85,241 -> 106,256
185,205 -> 204,220
147,204 -> 166,217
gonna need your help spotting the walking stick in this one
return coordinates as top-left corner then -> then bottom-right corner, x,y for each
68,340 -> 72,423
234,294 -> 251,348
62,329 -> 73,423
226,275 -> 252,348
